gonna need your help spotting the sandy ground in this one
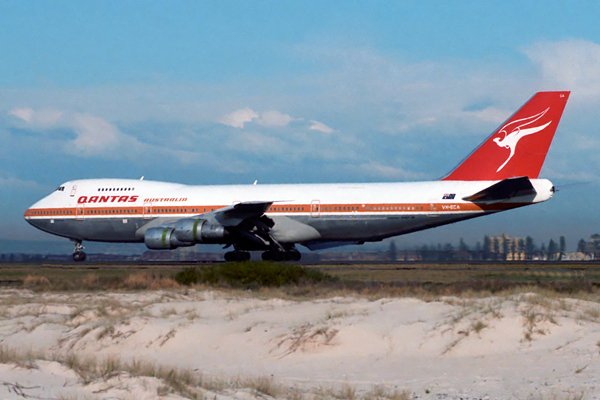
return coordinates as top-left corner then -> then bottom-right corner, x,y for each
0,288 -> 599,399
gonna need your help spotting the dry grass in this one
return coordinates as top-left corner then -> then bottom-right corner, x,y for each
471,319 -> 488,334
0,264 -> 186,291
122,273 -> 180,290
0,345 -> 44,369
0,345 -> 413,399
363,385 -> 412,400
582,305 -> 600,321
272,323 -> 339,358
95,323 -> 115,340
82,273 -> 99,288
22,275 -> 51,289
527,391 -> 587,400
313,383 -> 412,400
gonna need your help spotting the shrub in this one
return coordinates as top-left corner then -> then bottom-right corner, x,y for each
174,262 -> 337,288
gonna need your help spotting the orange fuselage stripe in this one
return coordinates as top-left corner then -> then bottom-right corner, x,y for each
24,201 -> 524,218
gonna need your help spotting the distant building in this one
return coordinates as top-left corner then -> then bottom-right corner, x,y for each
486,234 -> 526,261
575,233 -> 600,260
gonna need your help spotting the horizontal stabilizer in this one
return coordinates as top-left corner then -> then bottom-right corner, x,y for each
462,177 -> 536,203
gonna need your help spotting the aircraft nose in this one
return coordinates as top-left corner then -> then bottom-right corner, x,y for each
24,204 -> 42,229
24,196 -> 52,230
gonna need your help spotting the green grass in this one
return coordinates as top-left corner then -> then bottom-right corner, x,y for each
174,262 -> 338,288
1,262 -> 600,298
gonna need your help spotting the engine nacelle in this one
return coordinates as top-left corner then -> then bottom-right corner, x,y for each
173,219 -> 226,243
144,227 -> 195,250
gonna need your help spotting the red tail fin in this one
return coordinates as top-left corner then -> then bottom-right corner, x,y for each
443,91 -> 570,181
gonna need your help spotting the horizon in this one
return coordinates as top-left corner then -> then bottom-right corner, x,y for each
2,230 -> 598,256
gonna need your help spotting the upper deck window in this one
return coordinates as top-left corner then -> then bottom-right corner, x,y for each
98,187 -> 135,192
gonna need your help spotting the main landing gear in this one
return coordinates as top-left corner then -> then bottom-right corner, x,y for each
261,249 -> 301,262
223,250 -> 301,262
73,241 -> 87,262
222,232 -> 302,262
224,250 -> 251,262
223,248 -> 302,262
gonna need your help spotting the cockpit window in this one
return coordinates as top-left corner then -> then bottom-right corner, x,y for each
56,186 -> 65,192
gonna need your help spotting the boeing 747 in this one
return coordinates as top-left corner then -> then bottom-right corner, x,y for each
24,91 -> 570,261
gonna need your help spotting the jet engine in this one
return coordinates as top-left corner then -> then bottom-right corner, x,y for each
144,219 -> 227,250
144,227 -> 194,250
173,218 -> 226,243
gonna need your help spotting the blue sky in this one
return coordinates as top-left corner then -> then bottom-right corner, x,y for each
2,1 -> 600,252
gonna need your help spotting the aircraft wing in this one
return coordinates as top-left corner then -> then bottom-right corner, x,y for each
212,201 -> 273,226
462,176 -> 537,203
137,201 -> 274,236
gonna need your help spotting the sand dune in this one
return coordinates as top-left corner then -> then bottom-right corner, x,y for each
1,288 -> 599,399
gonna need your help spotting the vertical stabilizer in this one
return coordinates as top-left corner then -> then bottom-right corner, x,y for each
443,91 -> 570,181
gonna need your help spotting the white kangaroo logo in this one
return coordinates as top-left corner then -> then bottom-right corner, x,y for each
493,107 -> 551,172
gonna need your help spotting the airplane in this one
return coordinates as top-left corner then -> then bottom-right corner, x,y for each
24,91 -> 570,262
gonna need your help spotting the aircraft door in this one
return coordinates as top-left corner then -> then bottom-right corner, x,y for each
310,200 -> 321,218
76,203 -> 85,221
143,202 -> 153,219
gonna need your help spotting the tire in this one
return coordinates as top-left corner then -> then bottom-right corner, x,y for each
73,251 -> 86,262
288,251 -> 301,261
225,251 -> 250,262
271,252 -> 284,262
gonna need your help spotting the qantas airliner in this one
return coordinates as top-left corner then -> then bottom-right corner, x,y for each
25,91 -> 570,262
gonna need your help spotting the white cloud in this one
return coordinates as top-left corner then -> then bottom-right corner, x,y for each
0,176 -> 41,189
68,113 -> 121,154
9,107 -> 64,126
257,110 -> 298,127
219,108 -> 300,129
348,161 -> 428,180
524,39 -> 600,100
9,108 -> 122,156
464,107 -> 511,123
9,107 -> 35,123
309,120 -> 335,133
218,108 -> 259,128
5,106 -> 250,173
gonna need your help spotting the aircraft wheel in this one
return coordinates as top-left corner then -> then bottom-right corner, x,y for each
73,251 -> 86,262
271,251 -> 285,262
225,251 -> 250,262
288,251 -> 301,262
261,251 -> 272,261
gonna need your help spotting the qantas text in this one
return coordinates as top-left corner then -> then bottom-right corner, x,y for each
78,195 -> 139,204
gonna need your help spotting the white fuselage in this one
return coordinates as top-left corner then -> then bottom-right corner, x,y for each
24,178 -> 554,249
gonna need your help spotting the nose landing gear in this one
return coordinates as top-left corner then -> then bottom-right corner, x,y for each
73,241 -> 87,262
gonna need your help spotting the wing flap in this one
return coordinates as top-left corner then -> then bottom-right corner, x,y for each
213,201 -> 273,226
